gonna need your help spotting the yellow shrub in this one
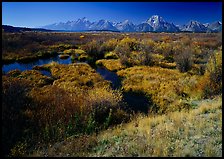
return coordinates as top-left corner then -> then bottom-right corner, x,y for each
117,66 -> 200,113
104,51 -> 119,59
63,49 -> 76,54
96,59 -> 126,72
198,48 -> 222,98
75,49 -> 86,55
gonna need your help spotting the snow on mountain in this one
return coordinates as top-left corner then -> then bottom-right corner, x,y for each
42,17 -> 92,31
71,17 -> 92,30
135,23 -> 153,32
146,15 -> 180,32
89,19 -> 118,31
181,20 -> 207,32
41,16 -> 222,33
203,23 -> 210,28
43,22 -> 68,30
207,21 -> 222,32
115,20 -> 136,32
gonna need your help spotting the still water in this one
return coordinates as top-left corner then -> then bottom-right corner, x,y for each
2,55 -> 151,113
2,55 -> 72,75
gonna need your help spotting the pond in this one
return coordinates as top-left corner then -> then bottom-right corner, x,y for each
2,55 -> 151,114
95,67 -> 122,89
2,55 -> 72,76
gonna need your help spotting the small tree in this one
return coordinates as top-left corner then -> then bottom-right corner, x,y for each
115,42 -> 132,66
174,46 -> 193,73
82,40 -> 102,59
202,48 -> 222,97
138,40 -> 154,66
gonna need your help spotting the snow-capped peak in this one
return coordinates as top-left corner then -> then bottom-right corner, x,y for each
147,15 -> 165,24
188,20 -> 202,26
181,20 -> 207,32
203,23 -> 210,27
41,16 -> 222,33
145,15 -> 179,32
81,17 -> 88,21
123,20 -> 131,24
115,19 -> 135,32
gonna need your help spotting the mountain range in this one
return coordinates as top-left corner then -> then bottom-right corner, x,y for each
4,15 -> 222,33
41,15 -> 222,33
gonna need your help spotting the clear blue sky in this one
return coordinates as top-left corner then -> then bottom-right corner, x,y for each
2,2 -> 222,28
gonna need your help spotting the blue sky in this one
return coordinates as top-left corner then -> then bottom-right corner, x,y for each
2,2 -> 222,28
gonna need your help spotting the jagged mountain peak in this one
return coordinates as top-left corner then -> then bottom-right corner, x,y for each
181,20 -> 207,32
78,17 -> 88,21
41,16 -> 222,32
147,15 -> 165,24
146,15 -> 179,32
76,17 -> 90,23
212,21 -> 222,25
187,20 -> 202,25
206,21 -> 222,32
115,19 -> 135,32
123,19 -> 132,24
82,17 -> 88,20
89,19 -> 118,31
203,23 -> 210,27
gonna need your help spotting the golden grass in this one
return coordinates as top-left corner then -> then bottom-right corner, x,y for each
104,51 -> 119,59
87,95 -> 222,157
59,54 -> 70,59
63,49 -> 76,55
117,66 -> 202,113
6,70 -> 54,87
75,49 -> 86,55
42,62 -> 110,92
96,59 -> 126,72
32,95 -> 222,157
157,61 -> 176,69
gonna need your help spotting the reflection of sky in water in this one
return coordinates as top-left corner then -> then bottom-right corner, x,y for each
39,70 -> 52,76
2,55 -> 72,75
96,67 -> 121,89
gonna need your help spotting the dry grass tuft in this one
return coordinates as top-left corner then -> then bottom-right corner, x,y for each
87,95 -> 222,157
117,66 -> 201,113
96,59 -> 126,72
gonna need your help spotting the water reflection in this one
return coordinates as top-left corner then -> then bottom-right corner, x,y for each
2,56 -> 152,114
2,55 -> 72,74
96,67 -> 122,89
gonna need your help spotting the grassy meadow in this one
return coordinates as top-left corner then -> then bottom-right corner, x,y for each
2,31 -> 222,157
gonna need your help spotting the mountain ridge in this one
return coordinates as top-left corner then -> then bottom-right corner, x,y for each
41,15 -> 222,33
3,15 -> 222,33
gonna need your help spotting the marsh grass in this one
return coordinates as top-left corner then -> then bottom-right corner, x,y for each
96,59 -> 126,71
3,62 -> 131,156
117,66 -> 202,113
2,32 -> 222,157
31,95 -> 222,157
86,95 -> 222,157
